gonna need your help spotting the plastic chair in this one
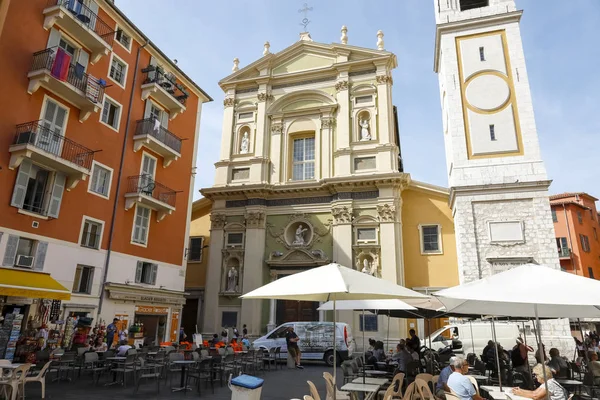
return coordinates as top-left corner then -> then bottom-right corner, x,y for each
323,372 -> 350,400
465,375 -> 480,396
304,396 -> 315,400
25,360 -> 52,399
414,378 -> 435,400
0,363 -> 31,400
444,392 -> 461,400
388,372 -> 405,398
401,382 -> 416,400
307,380 -> 322,400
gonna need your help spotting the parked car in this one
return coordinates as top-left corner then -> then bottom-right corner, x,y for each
425,322 -> 520,356
253,321 -> 354,366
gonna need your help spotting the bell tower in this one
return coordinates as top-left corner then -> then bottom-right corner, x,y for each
433,0 -> 561,282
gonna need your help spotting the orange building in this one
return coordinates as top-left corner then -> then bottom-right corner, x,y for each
0,0 -> 211,344
550,193 -> 600,279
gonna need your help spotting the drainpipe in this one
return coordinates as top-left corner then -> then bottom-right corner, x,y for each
563,204 -> 576,275
97,41 -> 150,318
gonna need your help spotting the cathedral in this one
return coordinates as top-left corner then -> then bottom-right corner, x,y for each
201,0 -> 571,352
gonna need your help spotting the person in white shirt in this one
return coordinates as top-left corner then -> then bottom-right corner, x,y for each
117,340 -> 132,356
447,357 -> 484,400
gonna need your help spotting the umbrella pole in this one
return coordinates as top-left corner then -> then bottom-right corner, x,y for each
362,309 -> 366,385
469,320 -> 475,355
534,305 -> 549,400
522,321 -> 532,388
491,317 -> 503,391
427,318 -> 433,374
387,315 -> 390,354
333,297 -> 337,400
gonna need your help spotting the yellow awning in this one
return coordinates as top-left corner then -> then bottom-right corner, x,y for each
0,269 -> 71,301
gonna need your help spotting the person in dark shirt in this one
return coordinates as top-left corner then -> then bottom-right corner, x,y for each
407,329 -> 420,352
285,326 -> 303,369
242,324 -> 248,337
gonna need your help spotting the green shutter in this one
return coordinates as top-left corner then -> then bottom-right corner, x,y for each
135,261 -> 143,283
2,235 -> 19,266
33,242 -> 48,271
47,173 -> 66,218
11,160 -> 32,208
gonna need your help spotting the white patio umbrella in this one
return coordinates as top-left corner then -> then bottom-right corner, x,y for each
435,263 -> 600,397
318,299 -> 417,384
241,263 -> 428,398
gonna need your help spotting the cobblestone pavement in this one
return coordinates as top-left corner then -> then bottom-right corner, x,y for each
24,362 -> 339,400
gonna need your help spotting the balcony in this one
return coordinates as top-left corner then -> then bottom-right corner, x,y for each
140,65 -> 188,120
27,48 -> 105,122
558,247 -> 571,259
133,118 -> 182,167
42,0 -> 114,64
9,121 -> 95,190
124,175 -> 177,222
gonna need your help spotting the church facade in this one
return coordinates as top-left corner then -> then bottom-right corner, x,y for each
201,32 -> 459,340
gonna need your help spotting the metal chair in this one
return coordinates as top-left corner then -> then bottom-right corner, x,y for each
111,353 -> 137,387
186,358 -> 213,395
134,358 -> 161,394
165,352 -> 184,387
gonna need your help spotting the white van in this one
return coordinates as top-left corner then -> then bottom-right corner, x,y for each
253,321 -> 354,366
425,322 -> 520,356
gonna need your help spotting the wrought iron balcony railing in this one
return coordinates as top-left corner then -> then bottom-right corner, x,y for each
141,65 -> 189,105
47,0 -> 115,45
127,175 -> 177,207
30,48 -> 105,104
13,120 -> 95,170
558,247 -> 571,258
135,118 -> 183,154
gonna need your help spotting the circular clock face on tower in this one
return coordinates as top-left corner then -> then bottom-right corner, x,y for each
465,74 -> 510,112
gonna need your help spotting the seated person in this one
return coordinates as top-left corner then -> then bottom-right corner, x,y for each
116,340 -> 132,356
367,341 -> 385,365
241,336 -> 250,347
447,357 -> 484,400
390,340 -> 412,372
210,333 -> 220,346
588,351 -> 600,385
481,340 -> 494,363
512,364 -> 567,400
548,348 -> 569,378
435,357 -> 456,399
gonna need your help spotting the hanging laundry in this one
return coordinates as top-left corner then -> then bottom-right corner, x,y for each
86,74 -> 101,103
51,48 -> 71,81
74,62 -> 85,79
153,117 -> 161,132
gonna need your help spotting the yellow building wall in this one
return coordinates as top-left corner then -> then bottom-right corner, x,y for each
401,186 -> 459,289
186,199 -> 212,289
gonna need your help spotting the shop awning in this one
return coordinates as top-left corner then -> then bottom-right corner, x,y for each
0,269 -> 71,300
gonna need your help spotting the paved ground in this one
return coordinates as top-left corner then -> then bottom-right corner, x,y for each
24,361 -> 340,400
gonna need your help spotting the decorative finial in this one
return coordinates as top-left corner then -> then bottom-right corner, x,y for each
263,41 -> 271,56
340,25 -> 348,45
377,30 -> 384,50
232,58 -> 239,72
298,2 -> 313,31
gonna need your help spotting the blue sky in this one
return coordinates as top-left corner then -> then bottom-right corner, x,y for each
116,0 -> 600,201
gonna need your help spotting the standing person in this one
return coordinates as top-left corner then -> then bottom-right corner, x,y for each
535,343 -> 547,364
179,327 -> 187,342
447,357 -> 485,400
106,318 -> 118,349
233,326 -> 239,339
512,364 -> 567,400
512,338 -> 534,389
285,326 -> 303,369
36,324 -> 49,350
435,356 -> 456,399
242,324 -> 248,337
407,329 -> 421,352
221,328 -> 228,343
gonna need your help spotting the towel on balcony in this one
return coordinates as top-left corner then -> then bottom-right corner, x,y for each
51,48 -> 71,81
74,62 -> 85,79
86,74 -> 101,103
153,117 -> 161,132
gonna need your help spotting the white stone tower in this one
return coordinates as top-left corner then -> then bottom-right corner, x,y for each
434,0 -> 571,353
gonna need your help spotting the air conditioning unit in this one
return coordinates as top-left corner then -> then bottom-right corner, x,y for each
15,255 -> 34,268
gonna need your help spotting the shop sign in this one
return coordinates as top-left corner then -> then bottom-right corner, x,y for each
135,305 -> 169,315
6,297 -> 33,305
109,291 -> 185,305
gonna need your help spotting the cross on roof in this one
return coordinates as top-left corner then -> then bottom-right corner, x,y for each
298,2 -> 313,31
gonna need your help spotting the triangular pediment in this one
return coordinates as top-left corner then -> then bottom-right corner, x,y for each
219,39 -> 396,87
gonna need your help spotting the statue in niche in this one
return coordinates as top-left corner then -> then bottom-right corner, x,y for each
226,266 -> 239,292
240,132 -> 250,154
293,224 -> 308,246
359,119 -> 371,141
361,258 -> 372,275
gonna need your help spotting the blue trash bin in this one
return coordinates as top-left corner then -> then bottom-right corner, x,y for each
229,374 -> 264,400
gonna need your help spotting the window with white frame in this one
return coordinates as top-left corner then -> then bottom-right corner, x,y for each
188,237 -> 204,262
292,137 -> 315,181
420,224 -> 442,254
115,29 -> 131,50
135,261 -> 157,285
80,219 -> 102,249
109,56 -> 127,86
15,238 -> 36,268
72,265 -> 94,294
10,160 -> 65,218
132,205 -> 151,245
89,162 -> 111,198
226,232 -> 244,248
356,228 -> 377,244
101,97 -> 121,130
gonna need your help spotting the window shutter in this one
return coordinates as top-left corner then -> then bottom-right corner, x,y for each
101,101 -> 109,122
33,241 -> 48,271
47,173 -> 66,218
87,0 -> 99,30
161,109 -> 169,129
144,100 -> 152,119
11,160 -> 32,208
87,267 -> 94,293
135,261 -> 143,283
150,264 -> 158,285
46,28 -> 61,49
90,165 -> 99,193
77,50 -> 90,71
2,235 -> 19,266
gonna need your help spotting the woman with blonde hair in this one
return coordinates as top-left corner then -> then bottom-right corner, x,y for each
512,364 -> 567,400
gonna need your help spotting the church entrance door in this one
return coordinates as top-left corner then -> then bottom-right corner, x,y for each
276,300 -> 319,324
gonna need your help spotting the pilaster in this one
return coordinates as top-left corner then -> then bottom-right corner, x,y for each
202,213 -> 226,334
377,195 -> 404,285
334,72 -> 351,177
331,202 -> 353,267
269,119 -> 283,183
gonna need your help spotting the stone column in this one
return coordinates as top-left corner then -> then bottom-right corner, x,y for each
334,75 -> 351,176
331,202 -> 353,266
202,213 -> 226,334
255,84 -> 271,158
269,119 -> 283,183
320,116 -> 335,180
215,90 -> 236,186
267,271 -> 277,332
240,209 -> 267,336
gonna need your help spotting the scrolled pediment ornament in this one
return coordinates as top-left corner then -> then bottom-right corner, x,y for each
266,213 -> 332,249
377,204 -> 397,223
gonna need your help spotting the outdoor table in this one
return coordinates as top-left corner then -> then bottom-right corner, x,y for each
171,360 -> 195,392
488,392 -> 507,400
468,374 -> 489,382
352,377 -> 389,385
556,379 -> 583,395
53,358 -> 76,382
364,370 -> 389,376
341,382 -> 381,399
504,390 -> 531,400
